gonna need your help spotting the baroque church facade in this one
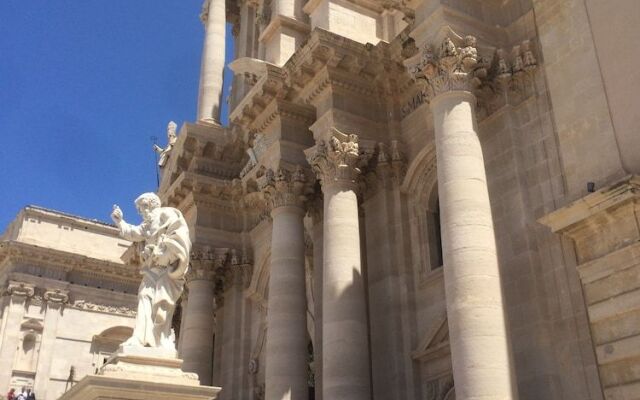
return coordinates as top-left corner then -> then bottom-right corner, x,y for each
1,0 -> 640,399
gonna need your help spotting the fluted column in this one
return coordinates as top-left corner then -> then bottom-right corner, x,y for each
305,131 -> 371,400
181,249 -> 218,385
198,0 -> 226,123
0,282 -> 34,390
405,36 -> 516,399
34,289 -> 69,397
261,167 -> 309,400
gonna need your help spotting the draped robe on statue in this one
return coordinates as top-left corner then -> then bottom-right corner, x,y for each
118,207 -> 191,349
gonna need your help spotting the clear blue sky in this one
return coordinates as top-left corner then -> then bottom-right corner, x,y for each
0,1 -> 235,230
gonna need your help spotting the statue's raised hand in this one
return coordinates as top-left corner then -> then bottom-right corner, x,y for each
111,205 -> 123,224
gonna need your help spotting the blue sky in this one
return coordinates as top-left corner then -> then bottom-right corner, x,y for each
0,1 -> 235,230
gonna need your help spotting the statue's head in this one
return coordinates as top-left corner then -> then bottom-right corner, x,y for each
167,121 -> 177,138
135,192 -> 162,221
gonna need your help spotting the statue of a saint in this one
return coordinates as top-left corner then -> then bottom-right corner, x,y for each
111,192 -> 191,351
153,121 -> 178,168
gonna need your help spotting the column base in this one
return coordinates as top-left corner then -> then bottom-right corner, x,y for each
57,349 -> 220,400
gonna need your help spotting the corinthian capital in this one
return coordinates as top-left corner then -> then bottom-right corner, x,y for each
305,129 -> 365,188
404,35 -> 484,98
259,165 -> 310,210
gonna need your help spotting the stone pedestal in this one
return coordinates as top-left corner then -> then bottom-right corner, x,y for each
58,347 -> 220,400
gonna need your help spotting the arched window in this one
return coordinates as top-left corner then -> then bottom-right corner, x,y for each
426,185 -> 444,270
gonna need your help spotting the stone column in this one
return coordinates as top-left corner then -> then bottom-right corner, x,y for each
261,167 -> 309,400
34,289 -> 69,397
181,249 -> 217,386
0,282 -> 34,390
405,36 -> 516,399
197,0 -> 226,123
305,131 -> 372,400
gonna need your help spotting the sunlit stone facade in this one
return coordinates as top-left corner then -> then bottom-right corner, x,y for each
0,207 -> 139,400
3,0 -> 640,399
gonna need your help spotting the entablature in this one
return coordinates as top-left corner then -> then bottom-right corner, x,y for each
0,241 -> 140,286
159,122 -> 245,195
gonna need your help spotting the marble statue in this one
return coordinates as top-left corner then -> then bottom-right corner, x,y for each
111,192 -> 191,351
153,121 -> 178,168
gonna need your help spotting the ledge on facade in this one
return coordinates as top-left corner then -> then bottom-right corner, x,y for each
409,4 -> 505,49
158,121 -> 245,196
0,240 -> 140,283
538,175 -> 640,265
258,15 -> 311,43
538,175 -> 639,234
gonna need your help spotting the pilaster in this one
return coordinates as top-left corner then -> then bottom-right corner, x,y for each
34,288 -> 69,397
0,281 -> 34,391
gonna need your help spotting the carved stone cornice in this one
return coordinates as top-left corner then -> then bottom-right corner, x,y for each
0,240 -> 139,284
70,299 -> 136,316
6,281 -> 35,298
44,288 -> 69,305
259,166 -> 311,210
305,129 -> 371,190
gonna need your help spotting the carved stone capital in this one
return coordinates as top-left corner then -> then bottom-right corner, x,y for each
187,247 -> 218,283
259,165 -> 310,210
305,129 -> 369,189
213,250 -> 253,308
404,34 -> 538,118
44,288 -> 69,305
6,281 -> 35,299
404,35 -> 483,99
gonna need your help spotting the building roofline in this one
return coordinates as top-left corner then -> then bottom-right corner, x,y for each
23,205 -> 117,229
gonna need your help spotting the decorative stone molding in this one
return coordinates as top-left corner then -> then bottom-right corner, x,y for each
0,241 -> 139,284
70,300 -> 136,317
373,140 -> 406,186
305,128 -> 370,189
6,281 -> 35,298
425,374 -> 455,400
404,35 -> 482,98
259,166 -> 310,210
43,288 -> 69,305
403,34 -> 538,117
187,247 -> 217,282
212,249 -> 253,307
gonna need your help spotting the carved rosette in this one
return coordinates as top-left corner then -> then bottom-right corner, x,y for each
44,288 -> 69,306
404,36 -> 483,99
305,129 -> 365,190
6,281 -> 35,299
259,165 -> 310,210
